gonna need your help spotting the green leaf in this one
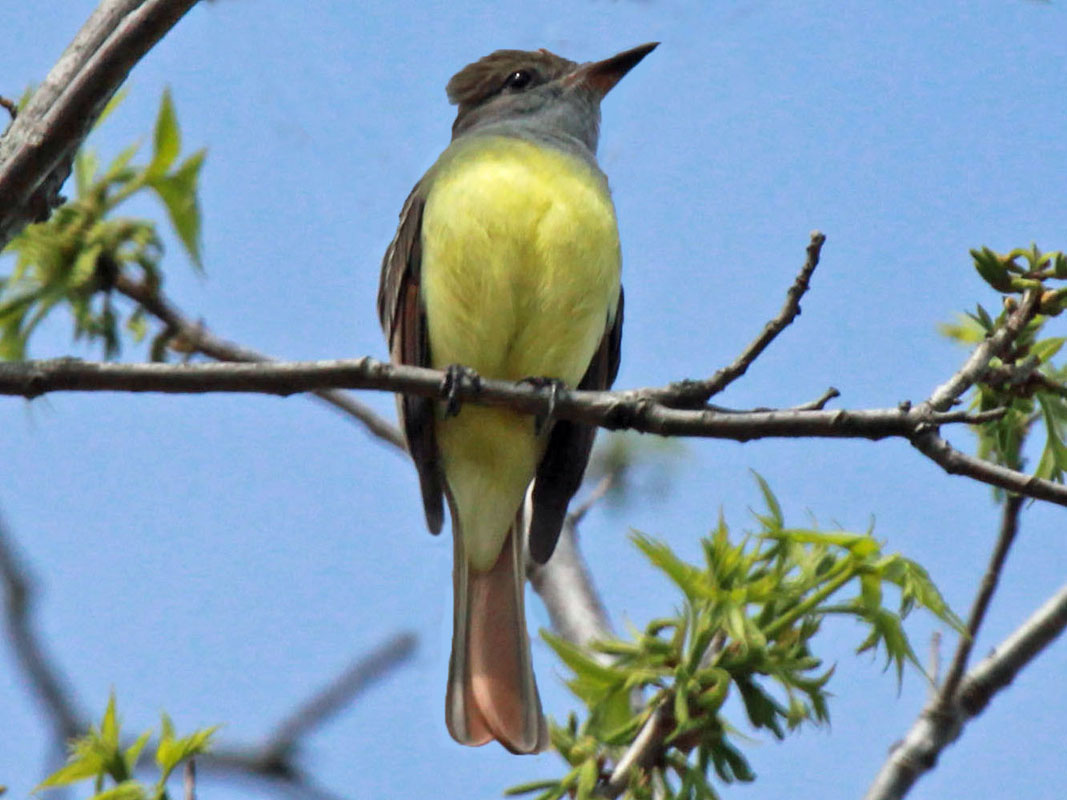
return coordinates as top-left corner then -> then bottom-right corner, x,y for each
126,307 -> 148,342
88,781 -> 147,800
971,247 -> 1013,292
751,471 -> 783,529
505,780 -> 563,796
123,730 -> 152,775
148,149 -> 205,270
633,534 -> 704,600
95,88 -> 129,130
940,313 -> 986,344
101,693 -> 120,748
1031,337 -> 1066,365
150,88 -> 180,175
575,759 -> 598,800
543,632 -> 626,687
1054,253 -> 1067,279
71,244 -> 103,289
35,757 -> 105,791
74,149 -> 99,198
734,677 -> 784,739
859,573 -> 882,610
102,142 -> 142,183
155,715 -> 218,778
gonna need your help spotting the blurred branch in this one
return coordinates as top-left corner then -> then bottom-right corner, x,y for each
528,477 -> 616,655
0,0 -> 199,249
3,356 -> 1063,505
260,631 -> 417,762
0,506 -> 416,797
114,274 -> 405,450
864,500 -> 1067,800
183,760 -> 195,800
196,631 -> 417,790
0,514 -> 84,743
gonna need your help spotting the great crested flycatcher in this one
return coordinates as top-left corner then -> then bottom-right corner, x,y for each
378,42 -> 656,754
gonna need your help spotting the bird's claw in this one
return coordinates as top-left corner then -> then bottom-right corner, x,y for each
441,364 -> 482,417
518,376 -> 567,435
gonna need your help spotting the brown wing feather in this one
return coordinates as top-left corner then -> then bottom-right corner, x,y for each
528,287 -> 624,563
378,184 -> 444,534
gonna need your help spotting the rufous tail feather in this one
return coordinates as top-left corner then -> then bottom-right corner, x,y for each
446,520 -> 548,754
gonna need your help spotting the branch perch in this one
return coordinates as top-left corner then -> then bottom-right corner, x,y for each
114,275 -> 405,451
1,355 -> 1062,505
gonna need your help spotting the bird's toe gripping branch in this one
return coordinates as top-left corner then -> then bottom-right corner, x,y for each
441,364 -> 483,417
517,376 -> 567,435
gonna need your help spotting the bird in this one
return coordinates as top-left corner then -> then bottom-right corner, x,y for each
377,42 -> 656,754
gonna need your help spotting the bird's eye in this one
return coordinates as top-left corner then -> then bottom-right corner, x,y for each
503,70 -> 534,91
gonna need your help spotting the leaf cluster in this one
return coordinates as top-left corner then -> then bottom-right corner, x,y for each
0,89 -> 204,360
34,694 -> 217,800
941,244 -> 1067,484
510,477 -> 961,800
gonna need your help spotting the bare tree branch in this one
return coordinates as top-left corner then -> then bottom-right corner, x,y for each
921,291 -> 1041,413
0,505 -> 416,797
864,504 -> 1067,800
528,490 -> 615,655
3,355 -> 1062,505
664,231 -> 825,407
0,514 -> 85,743
957,584 -> 1067,716
183,759 -> 196,800
114,275 -> 406,451
0,0 -> 200,248
936,495 -> 1024,708
260,632 -> 417,762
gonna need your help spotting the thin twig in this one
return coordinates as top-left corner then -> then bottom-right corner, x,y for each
183,760 -> 196,800
0,514 -> 84,742
922,291 -> 1041,413
567,473 -> 616,526
262,632 -> 417,759
927,631 -> 941,692
936,494 -> 1024,708
114,274 -> 405,451
662,230 -> 826,407
791,386 -> 840,411
0,96 -> 17,121
603,703 -> 671,798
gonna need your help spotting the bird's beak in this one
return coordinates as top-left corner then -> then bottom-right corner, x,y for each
569,42 -> 659,97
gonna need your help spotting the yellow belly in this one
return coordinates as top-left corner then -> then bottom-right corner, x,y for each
421,136 -> 621,569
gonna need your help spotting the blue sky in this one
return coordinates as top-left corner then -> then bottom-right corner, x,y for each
3,1 -> 1067,798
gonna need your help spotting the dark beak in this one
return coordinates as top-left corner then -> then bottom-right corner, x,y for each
571,42 -> 659,97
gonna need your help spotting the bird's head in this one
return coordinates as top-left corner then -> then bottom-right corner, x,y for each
446,42 -> 658,153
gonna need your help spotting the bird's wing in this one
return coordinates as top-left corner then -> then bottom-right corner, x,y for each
527,286 -> 624,563
377,183 -> 444,534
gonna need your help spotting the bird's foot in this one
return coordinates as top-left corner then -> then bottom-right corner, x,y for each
518,376 -> 567,435
441,364 -> 482,417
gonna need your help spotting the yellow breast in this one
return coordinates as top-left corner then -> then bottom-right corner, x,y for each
421,135 -> 621,385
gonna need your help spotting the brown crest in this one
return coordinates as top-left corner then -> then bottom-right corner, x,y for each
445,48 -> 577,113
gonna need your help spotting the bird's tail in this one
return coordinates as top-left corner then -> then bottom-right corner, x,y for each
445,518 -> 548,754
